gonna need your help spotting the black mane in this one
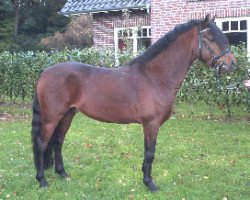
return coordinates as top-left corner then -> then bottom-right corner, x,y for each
128,19 -> 202,65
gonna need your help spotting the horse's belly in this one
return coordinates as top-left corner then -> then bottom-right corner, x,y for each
79,105 -> 138,124
76,96 -> 140,124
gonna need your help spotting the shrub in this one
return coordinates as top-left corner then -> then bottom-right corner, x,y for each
178,44 -> 250,116
0,45 -> 249,117
40,15 -> 93,50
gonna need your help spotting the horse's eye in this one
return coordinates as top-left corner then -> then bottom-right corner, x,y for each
208,37 -> 215,42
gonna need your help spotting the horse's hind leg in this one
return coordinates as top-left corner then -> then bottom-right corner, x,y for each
35,121 -> 60,187
53,108 -> 76,178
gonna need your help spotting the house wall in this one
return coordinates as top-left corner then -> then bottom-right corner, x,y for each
93,11 -> 150,48
91,0 -> 249,48
151,0 -> 250,42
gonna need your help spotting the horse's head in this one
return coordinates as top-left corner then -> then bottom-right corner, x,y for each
198,15 -> 237,74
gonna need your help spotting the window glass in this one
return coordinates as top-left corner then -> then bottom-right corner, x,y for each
116,27 -> 151,53
240,20 -> 247,30
216,18 -> 249,60
231,21 -> 238,31
138,38 -> 151,51
225,32 -> 247,47
143,28 -> 148,37
222,21 -> 229,31
137,29 -> 142,37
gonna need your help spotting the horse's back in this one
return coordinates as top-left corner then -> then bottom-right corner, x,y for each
36,62 -> 146,123
37,62 -> 91,101
40,62 -> 95,79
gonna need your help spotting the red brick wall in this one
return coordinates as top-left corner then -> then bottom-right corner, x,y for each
93,11 -> 150,47
151,0 -> 250,42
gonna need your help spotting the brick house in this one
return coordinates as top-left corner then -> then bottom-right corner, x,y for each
60,0 -> 250,57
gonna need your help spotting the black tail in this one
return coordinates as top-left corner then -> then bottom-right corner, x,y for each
31,94 -> 54,170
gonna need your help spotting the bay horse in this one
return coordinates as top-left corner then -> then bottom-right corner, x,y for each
31,15 -> 236,191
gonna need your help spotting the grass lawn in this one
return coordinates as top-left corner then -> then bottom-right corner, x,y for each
0,102 -> 249,200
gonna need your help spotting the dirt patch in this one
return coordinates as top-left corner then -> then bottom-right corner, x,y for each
0,101 -> 32,109
0,112 -> 31,122
0,112 -> 13,121
0,101 -> 32,122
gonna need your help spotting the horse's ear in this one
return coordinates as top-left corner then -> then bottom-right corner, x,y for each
201,14 -> 210,29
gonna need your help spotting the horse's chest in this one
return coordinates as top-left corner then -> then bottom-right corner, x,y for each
138,90 -> 174,123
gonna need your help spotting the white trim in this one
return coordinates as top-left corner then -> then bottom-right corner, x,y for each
114,28 -> 119,66
215,16 -> 250,58
132,28 -> 137,56
114,26 -> 151,65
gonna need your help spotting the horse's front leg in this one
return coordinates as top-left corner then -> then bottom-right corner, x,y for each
142,122 -> 160,192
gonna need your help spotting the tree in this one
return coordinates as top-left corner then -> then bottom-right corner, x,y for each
0,0 -> 70,52
0,0 -> 15,51
40,15 -> 93,50
13,0 -> 20,36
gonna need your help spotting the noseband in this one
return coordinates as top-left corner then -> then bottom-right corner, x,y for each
198,27 -> 231,73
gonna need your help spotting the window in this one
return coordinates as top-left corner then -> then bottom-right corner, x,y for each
137,27 -> 151,52
114,26 -> 151,64
215,17 -> 250,58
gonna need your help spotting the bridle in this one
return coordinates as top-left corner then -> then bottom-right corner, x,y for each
198,26 -> 231,74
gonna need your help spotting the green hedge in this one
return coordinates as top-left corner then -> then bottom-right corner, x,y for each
0,45 -> 249,115
178,44 -> 249,116
0,48 -> 117,101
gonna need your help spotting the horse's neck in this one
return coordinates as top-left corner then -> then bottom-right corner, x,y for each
143,29 -> 198,91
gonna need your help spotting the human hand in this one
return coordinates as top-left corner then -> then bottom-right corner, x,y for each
244,80 -> 250,87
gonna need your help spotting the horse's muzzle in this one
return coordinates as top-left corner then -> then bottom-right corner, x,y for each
215,60 -> 237,75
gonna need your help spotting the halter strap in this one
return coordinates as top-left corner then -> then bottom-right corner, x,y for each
198,26 -> 231,71
199,28 -> 210,34
198,27 -> 210,61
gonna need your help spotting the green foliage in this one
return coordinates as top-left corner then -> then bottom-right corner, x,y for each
178,44 -> 250,117
0,0 -> 15,51
117,39 -> 135,65
0,18 -> 14,38
0,45 -> 249,118
0,0 -> 70,52
0,0 -> 13,20
40,15 -> 92,50
0,48 -> 119,100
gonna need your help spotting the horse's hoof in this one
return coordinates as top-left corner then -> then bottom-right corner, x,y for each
60,172 -> 69,179
39,179 -> 48,188
144,180 -> 158,192
56,169 -> 69,178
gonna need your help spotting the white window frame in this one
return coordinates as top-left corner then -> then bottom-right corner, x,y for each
215,17 -> 250,59
114,26 -> 151,65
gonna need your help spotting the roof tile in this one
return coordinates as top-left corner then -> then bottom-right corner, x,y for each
60,0 -> 150,15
